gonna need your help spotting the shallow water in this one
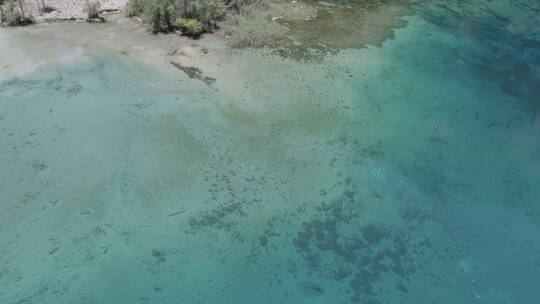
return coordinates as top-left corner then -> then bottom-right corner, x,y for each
1,1 -> 540,303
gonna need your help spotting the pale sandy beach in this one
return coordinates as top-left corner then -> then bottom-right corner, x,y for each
19,0 -> 127,21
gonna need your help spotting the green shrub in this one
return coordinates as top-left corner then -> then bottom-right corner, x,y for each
1,0 -> 24,26
226,0 -> 258,12
123,0 -> 231,35
176,17 -> 203,36
199,0 -> 225,28
224,5 -> 288,48
146,0 -> 174,33
126,0 -> 146,17
85,1 -> 101,20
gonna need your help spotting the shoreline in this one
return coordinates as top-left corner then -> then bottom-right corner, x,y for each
0,1 -> 416,97
0,9 -> 375,134
11,0 -> 128,22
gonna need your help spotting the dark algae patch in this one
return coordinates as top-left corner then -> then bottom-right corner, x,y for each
222,0 -> 414,61
188,201 -> 247,232
246,172 -> 463,304
170,61 -> 216,85
290,197 -> 459,303
274,0 -> 414,61
285,2 -> 412,49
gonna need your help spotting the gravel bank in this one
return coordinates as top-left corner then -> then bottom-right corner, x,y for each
18,0 -> 127,21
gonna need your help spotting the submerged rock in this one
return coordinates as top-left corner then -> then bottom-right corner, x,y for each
170,61 -> 216,86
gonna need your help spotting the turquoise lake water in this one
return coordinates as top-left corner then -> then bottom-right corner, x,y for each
1,1 -> 540,303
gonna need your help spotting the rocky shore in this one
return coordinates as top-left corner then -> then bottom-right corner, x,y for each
16,0 -> 127,21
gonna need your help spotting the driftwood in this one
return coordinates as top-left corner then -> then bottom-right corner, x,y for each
167,209 -> 186,217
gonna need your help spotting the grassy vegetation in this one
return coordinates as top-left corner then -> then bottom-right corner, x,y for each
176,17 -> 203,36
126,0 -> 145,17
85,1 -> 102,21
224,4 -> 288,48
0,0 -> 29,26
126,0 -> 228,35
125,0 -> 288,45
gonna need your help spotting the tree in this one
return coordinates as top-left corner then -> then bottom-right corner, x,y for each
34,0 -> 41,13
17,0 -> 24,19
1,0 -> 25,25
0,0 -> 4,22
85,0 -> 101,20
182,0 -> 187,17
